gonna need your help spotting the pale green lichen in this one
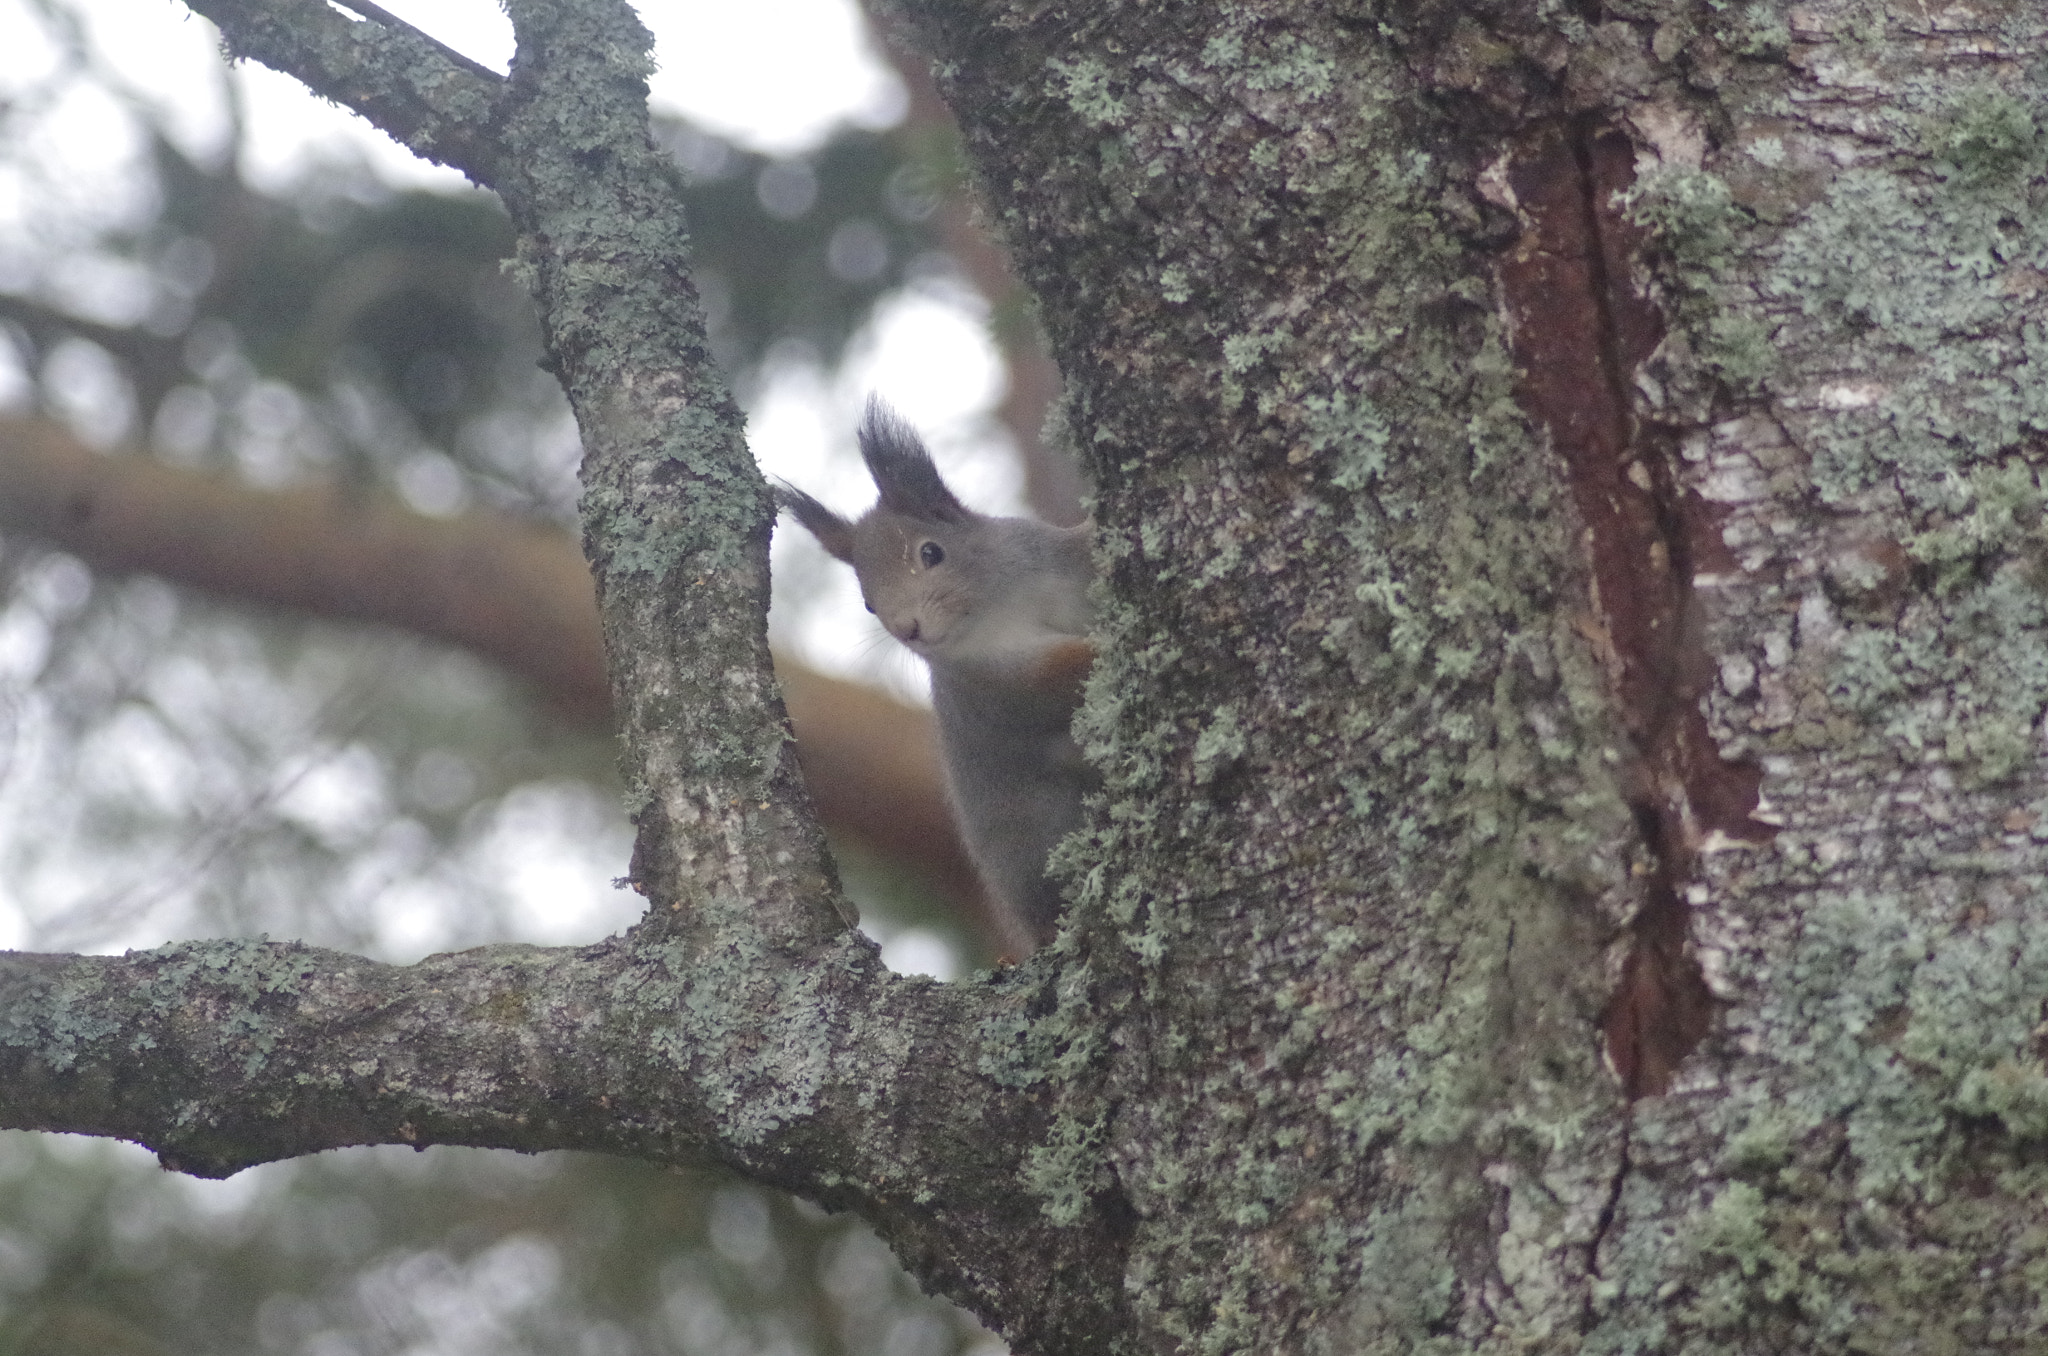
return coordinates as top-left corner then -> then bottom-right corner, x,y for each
1240,34 -> 1335,99
1626,164 -> 1777,388
0,964 -> 118,1073
1814,456 -> 2048,787
1714,2 -> 1790,59
1626,164 -> 1743,269
1597,885 -> 2048,1350
1047,55 -> 1128,130
1929,88 -> 2038,188
1158,263 -> 1192,304
1305,391 -> 1391,489
1190,706 -> 1245,785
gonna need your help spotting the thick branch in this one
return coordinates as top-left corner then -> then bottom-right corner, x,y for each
0,933 -> 910,1179
186,0 -> 505,183
477,0 -> 843,949
0,934 -> 1127,1353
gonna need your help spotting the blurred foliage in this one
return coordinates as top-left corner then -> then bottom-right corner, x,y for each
0,553 -> 629,955
652,118 -> 948,383
0,3 -> 995,1353
0,1134 -> 997,1356
4,114 -> 948,519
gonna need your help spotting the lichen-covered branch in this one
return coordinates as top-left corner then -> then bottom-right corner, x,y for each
481,0 -> 845,950
187,0 -> 505,183
0,932 -> 1129,1352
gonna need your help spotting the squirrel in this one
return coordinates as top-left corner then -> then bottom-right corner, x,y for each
775,400 -> 1096,951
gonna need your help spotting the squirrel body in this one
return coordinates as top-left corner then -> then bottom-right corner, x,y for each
776,402 -> 1094,948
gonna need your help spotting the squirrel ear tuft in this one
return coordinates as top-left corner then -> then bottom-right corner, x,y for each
858,397 -> 970,523
773,482 -> 857,562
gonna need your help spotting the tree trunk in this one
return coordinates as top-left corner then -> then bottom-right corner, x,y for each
4,1 -> 2046,1352
884,0 -> 2048,1347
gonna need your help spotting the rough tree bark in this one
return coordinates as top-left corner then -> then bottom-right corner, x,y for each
3,0 -> 2047,1353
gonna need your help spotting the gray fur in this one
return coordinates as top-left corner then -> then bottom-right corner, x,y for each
929,664 -> 1095,941
776,400 -> 1095,948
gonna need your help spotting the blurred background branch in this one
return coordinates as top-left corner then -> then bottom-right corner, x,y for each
0,410 -> 1000,938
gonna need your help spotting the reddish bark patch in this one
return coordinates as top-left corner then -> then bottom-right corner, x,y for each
1682,487 -> 1741,578
1497,120 -> 1771,1097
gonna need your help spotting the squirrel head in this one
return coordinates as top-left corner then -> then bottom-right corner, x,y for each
775,400 -> 993,663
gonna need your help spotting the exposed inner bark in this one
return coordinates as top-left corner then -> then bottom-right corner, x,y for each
1498,119 -> 1772,1099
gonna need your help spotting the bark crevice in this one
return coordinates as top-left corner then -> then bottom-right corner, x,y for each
1498,118 -> 1769,1099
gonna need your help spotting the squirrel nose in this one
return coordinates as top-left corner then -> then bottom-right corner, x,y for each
902,619 -> 922,642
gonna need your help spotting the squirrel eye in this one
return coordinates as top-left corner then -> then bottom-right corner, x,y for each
919,541 -> 945,568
